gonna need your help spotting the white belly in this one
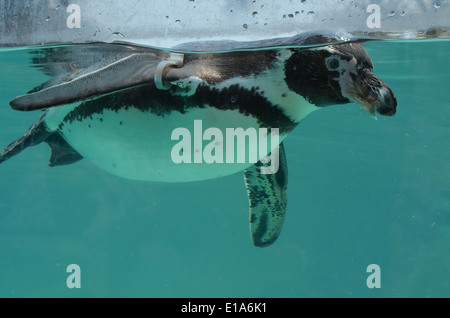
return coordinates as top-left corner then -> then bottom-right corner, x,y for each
46,105 -> 287,182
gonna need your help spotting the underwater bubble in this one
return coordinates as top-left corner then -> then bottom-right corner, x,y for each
45,16 -> 50,21
252,11 -> 258,17
401,11 -> 405,16
433,2 -> 441,8
242,24 -> 248,30
388,10 -> 395,16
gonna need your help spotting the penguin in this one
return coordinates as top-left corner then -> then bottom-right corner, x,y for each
0,32 -> 397,247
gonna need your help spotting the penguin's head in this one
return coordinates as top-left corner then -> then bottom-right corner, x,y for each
284,39 -> 397,116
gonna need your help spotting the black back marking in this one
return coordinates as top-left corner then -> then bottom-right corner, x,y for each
61,84 -> 297,134
182,50 -> 279,85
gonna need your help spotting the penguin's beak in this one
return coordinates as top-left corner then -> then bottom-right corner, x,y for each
350,68 -> 397,116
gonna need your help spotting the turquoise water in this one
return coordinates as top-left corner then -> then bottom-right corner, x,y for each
0,40 -> 449,297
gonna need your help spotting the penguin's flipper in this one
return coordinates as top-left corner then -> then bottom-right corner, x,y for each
0,111 -> 83,166
9,44 -> 185,111
243,142 -> 288,247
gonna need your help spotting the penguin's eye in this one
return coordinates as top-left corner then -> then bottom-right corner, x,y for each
327,58 -> 340,70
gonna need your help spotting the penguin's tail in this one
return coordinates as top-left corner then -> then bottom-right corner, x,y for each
0,111 -> 83,167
